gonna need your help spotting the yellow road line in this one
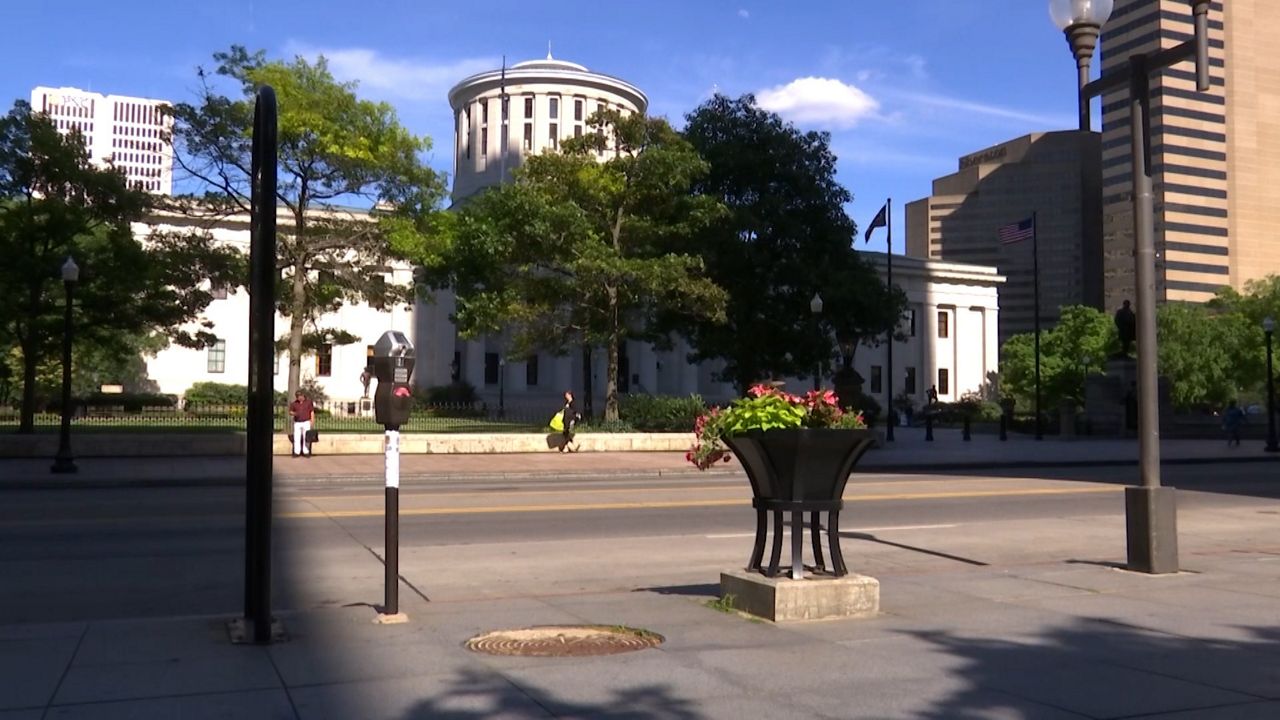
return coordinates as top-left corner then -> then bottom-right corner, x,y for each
280,486 -> 1120,519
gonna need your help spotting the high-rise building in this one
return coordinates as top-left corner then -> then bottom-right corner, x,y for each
906,131 -> 1102,344
1099,0 -> 1279,308
30,86 -> 173,195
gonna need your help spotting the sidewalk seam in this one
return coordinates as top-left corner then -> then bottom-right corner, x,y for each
41,622 -> 89,719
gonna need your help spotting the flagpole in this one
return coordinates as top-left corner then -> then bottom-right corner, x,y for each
498,55 -> 507,185
1033,211 -> 1042,441
886,198 -> 894,443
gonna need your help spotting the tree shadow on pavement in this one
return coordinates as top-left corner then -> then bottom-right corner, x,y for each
397,666 -> 702,719
907,618 -> 1280,719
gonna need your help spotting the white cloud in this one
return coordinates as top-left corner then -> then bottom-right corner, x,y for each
285,43 -> 497,102
755,77 -> 879,129
894,91 -> 1072,126
738,8 -> 750,19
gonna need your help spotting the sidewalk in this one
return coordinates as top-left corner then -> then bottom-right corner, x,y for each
1,427 -> 1274,488
6,494 -> 1280,718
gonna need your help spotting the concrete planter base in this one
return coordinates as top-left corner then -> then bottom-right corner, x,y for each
720,569 -> 879,622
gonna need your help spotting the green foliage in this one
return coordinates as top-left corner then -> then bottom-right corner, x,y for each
169,46 -> 448,400
841,389 -> 882,428
1156,301 -> 1259,410
718,393 -> 806,435
618,394 -> 706,431
414,109 -> 727,422
931,392 -> 1002,424
576,418 -> 637,433
183,381 -> 288,405
1000,305 -> 1116,410
705,594 -> 737,613
80,392 -> 177,411
0,100 -> 239,431
688,385 -> 866,469
672,94 -> 907,392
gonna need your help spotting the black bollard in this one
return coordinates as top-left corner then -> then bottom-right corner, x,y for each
925,414 -> 934,442
999,414 -> 1008,441
963,416 -> 971,441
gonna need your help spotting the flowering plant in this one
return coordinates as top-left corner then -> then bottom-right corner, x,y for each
686,384 -> 867,469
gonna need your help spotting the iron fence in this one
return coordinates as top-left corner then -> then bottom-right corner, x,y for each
0,400 -> 555,434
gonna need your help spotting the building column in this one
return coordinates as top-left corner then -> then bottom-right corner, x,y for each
679,339 -> 700,395
464,338 -> 485,390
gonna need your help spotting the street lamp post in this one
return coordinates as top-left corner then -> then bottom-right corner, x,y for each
1052,0 -> 1212,574
1265,317 -> 1277,453
1050,0 -> 1114,131
498,356 -> 506,419
809,293 -> 824,392
51,256 -> 80,475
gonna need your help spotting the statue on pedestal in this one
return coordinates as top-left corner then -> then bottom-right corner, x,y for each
1114,300 -> 1136,358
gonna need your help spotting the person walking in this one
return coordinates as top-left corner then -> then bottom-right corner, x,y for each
1222,399 -> 1246,448
290,390 -> 315,458
557,390 -> 581,453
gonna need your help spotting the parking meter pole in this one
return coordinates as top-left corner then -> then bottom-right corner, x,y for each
925,414 -> 934,442
384,427 -> 400,616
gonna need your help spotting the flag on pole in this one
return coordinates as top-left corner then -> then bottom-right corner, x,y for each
864,202 -> 888,243
998,217 -> 1035,245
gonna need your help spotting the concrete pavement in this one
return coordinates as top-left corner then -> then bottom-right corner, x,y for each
4,479 -> 1280,718
1,427 -> 1275,488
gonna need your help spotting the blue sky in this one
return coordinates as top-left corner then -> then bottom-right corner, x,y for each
3,0 -> 1094,252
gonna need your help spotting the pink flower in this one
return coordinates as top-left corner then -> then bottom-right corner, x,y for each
748,384 -> 773,398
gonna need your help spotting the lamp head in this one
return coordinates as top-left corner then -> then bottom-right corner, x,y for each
1265,316 -> 1275,333
1049,0 -> 1114,30
61,256 -> 79,283
809,293 -> 824,315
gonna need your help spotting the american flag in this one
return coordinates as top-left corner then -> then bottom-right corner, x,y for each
997,217 -> 1035,245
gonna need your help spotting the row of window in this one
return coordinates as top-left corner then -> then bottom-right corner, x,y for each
114,152 -> 163,166
867,366 -> 950,396
45,99 -> 94,117
115,124 -> 163,138
483,353 -> 540,386
465,96 -> 618,160
113,102 -> 164,126
113,137 -> 162,153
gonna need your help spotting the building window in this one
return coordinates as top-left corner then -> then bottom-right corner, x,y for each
905,367 -> 917,395
207,340 -> 226,374
481,126 -> 488,157
549,123 -> 558,150
574,98 -> 584,121
317,343 -> 333,377
526,355 -> 539,387
938,368 -> 950,396
366,345 -> 375,372
481,101 -> 489,124
210,281 -> 228,300
870,365 -> 882,394
523,123 -> 533,151
907,309 -> 917,337
937,311 -> 949,339
574,125 -> 583,138
484,353 -> 499,385
549,97 -> 559,120
524,96 -> 534,118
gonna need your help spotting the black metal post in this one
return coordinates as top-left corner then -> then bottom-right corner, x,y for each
885,199 -> 894,442
925,413 -> 933,442
1033,211 -> 1043,441
963,416 -> 971,442
1266,328 -> 1277,453
498,359 -> 505,419
244,86 -> 278,643
50,278 -> 77,474
999,414 -> 1008,442
384,428 -> 400,616
813,362 -> 820,393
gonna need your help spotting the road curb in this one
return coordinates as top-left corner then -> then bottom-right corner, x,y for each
2,454 -> 1274,490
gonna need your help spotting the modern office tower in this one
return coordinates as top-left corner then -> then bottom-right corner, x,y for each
1099,0 -> 1279,307
906,131 -> 1102,344
30,86 -> 173,194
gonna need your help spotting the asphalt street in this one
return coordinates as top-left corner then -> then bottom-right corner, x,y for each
2,463 -> 1278,624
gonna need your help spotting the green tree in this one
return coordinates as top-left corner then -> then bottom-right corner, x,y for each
676,94 -> 906,392
418,110 -> 727,421
169,46 -> 447,400
999,305 -> 1115,410
1157,301 -> 1259,410
0,100 -> 240,431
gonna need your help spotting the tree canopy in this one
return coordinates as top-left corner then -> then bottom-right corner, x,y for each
416,109 -> 727,420
0,100 -> 239,430
169,46 -> 447,399
675,94 -> 906,392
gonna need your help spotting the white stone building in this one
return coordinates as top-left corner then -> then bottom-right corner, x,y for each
30,86 -> 174,195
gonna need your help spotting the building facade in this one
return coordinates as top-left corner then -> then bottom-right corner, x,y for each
1099,0 -> 1280,307
30,86 -> 173,195
905,131 -> 1101,344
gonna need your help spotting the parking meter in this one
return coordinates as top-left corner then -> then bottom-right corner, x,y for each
372,331 -> 415,429
371,330 -> 414,622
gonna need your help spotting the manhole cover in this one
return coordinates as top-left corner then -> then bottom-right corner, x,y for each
465,625 -> 664,657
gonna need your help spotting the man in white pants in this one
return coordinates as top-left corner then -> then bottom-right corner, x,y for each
289,391 -> 315,458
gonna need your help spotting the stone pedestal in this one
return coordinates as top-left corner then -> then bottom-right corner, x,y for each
720,569 -> 879,622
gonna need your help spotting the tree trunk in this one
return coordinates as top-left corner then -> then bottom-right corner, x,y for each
18,339 -> 37,434
581,345 -> 594,420
604,286 -> 620,421
286,257 -> 306,405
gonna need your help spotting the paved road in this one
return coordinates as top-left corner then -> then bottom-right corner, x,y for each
2,464 -> 1278,624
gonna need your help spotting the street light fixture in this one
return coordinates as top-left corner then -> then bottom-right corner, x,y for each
1264,316 -> 1277,453
810,293 -> 824,392
1049,0 -> 1115,130
1056,0 -> 1213,574
51,256 -> 80,474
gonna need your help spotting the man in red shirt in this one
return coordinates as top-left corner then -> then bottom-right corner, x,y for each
289,391 -> 315,458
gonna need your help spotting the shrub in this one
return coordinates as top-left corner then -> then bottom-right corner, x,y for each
82,392 -> 177,412
618,394 -> 706,432
420,381 -> 478,405
577,418 -> 637,433
842,390 -> 882,428
183,382 -> 249,405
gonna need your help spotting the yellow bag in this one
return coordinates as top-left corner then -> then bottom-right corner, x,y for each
549,412 -> 565,432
